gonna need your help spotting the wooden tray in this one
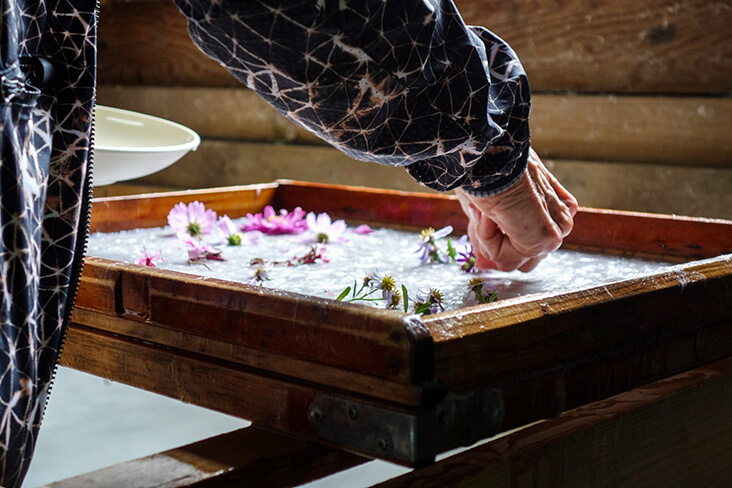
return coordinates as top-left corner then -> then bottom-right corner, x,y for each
64,180 -> 732,465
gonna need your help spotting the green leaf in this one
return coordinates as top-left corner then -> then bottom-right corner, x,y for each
401,285 -> 409,313
414,303 -> 431,315
336,287 -> 351,301
446,239 -> 457,261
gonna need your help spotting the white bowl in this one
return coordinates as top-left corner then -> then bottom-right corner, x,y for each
93,105 -> 201,186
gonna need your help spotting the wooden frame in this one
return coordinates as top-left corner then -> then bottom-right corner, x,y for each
64,180 -> 732,465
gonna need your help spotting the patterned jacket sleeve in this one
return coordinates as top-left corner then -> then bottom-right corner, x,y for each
174,0 -> 531,196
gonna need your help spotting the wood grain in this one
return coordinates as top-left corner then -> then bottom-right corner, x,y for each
72,256 -> 427,386
97,0 -> 732,93
43,426 -> 366,488
60,325 -> 317,432
70,307 -> 424,406
374,358 -> 732,488
457,0 -> 732,94
98,1 -> 235,87
531,95 -> 732,168
98,85 -> 732,168
426,255 -> 732,393
272,180 -> 732,258
543,159 -> 732,221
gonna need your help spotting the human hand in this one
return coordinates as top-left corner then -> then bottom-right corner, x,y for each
455,148 -> 578,272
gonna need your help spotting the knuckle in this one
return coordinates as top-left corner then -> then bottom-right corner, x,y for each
527,225 -> 563,255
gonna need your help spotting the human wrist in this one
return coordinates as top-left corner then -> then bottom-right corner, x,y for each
460,146 -> 529,197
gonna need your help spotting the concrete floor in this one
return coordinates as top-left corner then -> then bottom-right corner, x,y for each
23,367 -> 410,487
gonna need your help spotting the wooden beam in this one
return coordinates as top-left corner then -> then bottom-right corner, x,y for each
97,86 -> 732,168
42,426 -> 366,488
97,0 -> 731,93
96,85 -> 319,145
70,307 -> 424,407
60,325 -> 318,433
543,159 -> 732,221
98,1 -> 235,87
531,95 -> 732,168
128,139 -> 431,194
456,0 -> 732,94
374,358 -> 732,488
115,138 -> 732,220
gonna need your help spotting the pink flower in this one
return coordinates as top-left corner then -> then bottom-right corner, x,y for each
217,215 -> 244,245
167,201 -> 218,238
134,248 -> 163,267
177,232 -> 224,262
242,206 -> 307,235
352,224 -> 373,235
306,212 -> 346,243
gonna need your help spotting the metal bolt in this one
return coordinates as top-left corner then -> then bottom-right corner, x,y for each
348,406 -> 359,420
308,406 -> 324,423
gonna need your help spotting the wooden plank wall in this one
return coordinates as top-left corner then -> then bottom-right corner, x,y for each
95,0 -> 732,219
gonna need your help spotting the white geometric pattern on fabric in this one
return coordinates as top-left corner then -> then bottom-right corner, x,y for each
174,0 -> 531,195
1,0 -> 95,485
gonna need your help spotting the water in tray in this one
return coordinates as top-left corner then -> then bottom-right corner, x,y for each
87,219 -> 674,312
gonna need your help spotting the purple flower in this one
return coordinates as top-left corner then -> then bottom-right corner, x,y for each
134,248 -> 163,267
363,269 -> 384,289
242,206 -> 308,235
306,212 -> 347,243
363,270 -> 401,309
352,224 -> 373,235
413,288 -> 445,315
177,232 -> 224,263
415,225 -> 453,264
167,201 -> 217,238
457,245 -> 477,273
463,278 -> 499,306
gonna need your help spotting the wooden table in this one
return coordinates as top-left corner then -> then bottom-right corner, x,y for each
54,181 -> 732,487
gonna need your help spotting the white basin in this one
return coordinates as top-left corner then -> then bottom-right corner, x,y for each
93,105 -> 201,186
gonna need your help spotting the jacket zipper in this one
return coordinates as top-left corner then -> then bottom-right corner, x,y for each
40,0 -> 99,423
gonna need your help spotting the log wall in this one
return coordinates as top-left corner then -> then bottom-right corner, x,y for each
94,0 -> 732,219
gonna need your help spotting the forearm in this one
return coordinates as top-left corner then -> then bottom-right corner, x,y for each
174,0 -> 530,194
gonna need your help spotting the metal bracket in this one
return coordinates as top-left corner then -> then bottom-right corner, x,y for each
308,388 -> 504,466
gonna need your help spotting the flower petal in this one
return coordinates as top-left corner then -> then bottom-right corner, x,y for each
306,212 -> 318,231
352,224 -> 373,234
433,225 -> 453,239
